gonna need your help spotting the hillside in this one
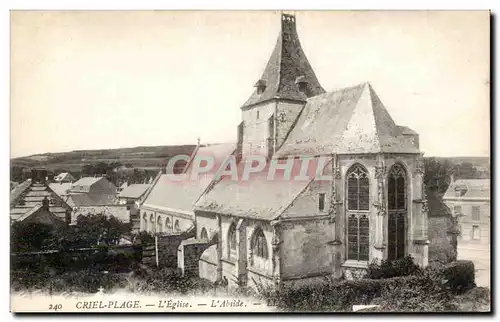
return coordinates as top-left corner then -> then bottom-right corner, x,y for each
11,145 -> 198,172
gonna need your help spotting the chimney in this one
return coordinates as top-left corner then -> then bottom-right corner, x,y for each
65,210 -> 72,225
31,168 -> 48,184
42,196 -> 49,211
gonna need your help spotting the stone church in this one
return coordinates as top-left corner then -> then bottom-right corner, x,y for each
140,13 -> 428,289
192,13 -> 428,288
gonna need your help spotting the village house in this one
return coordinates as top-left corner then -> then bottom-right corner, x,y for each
49,181 -> 73,200
10,168 -> 72,227
54,172 -> 76,183
63,176 -> 129,224
118,184 -> 150,208
188,13 -> 427,288
443,178 -> 490,286
118,183 -> 151,232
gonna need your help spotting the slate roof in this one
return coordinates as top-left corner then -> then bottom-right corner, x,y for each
194,160 -> 314,221
49,182 -> 72,198
242,14 -> 325,108
54,172 -> 75,182
10,179 -> 32,204
10,182 -> 72,221
70,177 -> 103,193
118,184 -> 150,199
67,193 -> 117,206
443,179 -> 490,199
142,143 -> 236,215
275,82 -> 420,157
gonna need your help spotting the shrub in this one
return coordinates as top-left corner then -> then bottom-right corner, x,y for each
128,266 -> 212,295
440,260 -> 475,292
11,267 -> 128,294
259,264 -> 465,312
428,238 -> 456,265
133,231 -> 155,245
367,256 -> 421,279
259,278 -> 384,312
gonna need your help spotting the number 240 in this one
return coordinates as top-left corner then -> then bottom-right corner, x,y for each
49,304 -> 62,311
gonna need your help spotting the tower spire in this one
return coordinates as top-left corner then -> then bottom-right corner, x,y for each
242,12 -> 325,109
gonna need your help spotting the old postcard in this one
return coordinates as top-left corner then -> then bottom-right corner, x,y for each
10,10 -> 490,313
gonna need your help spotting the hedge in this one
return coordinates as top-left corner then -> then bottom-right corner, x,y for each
367,256 -> 421,279
259,260 -> 476,312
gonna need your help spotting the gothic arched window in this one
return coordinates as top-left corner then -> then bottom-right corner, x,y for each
346,164 -> 370,261
251,228 -> 268,260
142,213 -> 147,231
347,164 -> 370,211
387,163 -> 408,260
200,227 -> 208,240
166,217 -> 171,230
150,214 -> 155,233
174,220 -> 180,232
228,223 -> 237,260
157,216 -> 163,233
388,164 -> 407,210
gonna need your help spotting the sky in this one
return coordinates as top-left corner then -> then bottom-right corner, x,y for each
10,10 -> 490,158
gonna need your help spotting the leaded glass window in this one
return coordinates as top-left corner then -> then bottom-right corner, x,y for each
252,228 -> 268,259
388,164 -> 407,210
347,164 -> 370,211
346,164 -> 370,261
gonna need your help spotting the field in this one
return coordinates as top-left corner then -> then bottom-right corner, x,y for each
11,145 -> 198,171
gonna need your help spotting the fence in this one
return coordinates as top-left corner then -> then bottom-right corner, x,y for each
11,244 -> 144,271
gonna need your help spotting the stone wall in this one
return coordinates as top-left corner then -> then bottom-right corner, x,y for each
241,100 -> 305,158
279,218 -> 335,279
72,205 -> 129,224
178,239 -> 215,276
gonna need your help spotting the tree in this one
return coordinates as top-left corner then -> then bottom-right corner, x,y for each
11,222 -> 55,252
73,213 -> 131,246
424,157 -> 455,194
10,166 -> 25,182
453,162 -> 478,179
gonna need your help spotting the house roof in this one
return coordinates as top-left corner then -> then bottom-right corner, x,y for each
118,184 -> 150,199
242,14 -> 325,108
10,182 -> 72,221
68,193 -> 117,206
142,143 -> 236,214
54,172 -> 74,181
70,177 -> 105,193
194,160 -> 315,221
444,179 -> 490,199
49,182 -> 72,198
10,179 -> 32,204
275,82 -> 420,157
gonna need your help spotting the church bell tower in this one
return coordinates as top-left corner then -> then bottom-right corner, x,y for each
237,13 -> 325,160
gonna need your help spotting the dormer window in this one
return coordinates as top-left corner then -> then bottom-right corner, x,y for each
454,185 -> 468,197
295,75 -> 308,94
254,79 -> 267,95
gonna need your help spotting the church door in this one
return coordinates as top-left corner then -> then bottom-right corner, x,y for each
387,164 -> 408,261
